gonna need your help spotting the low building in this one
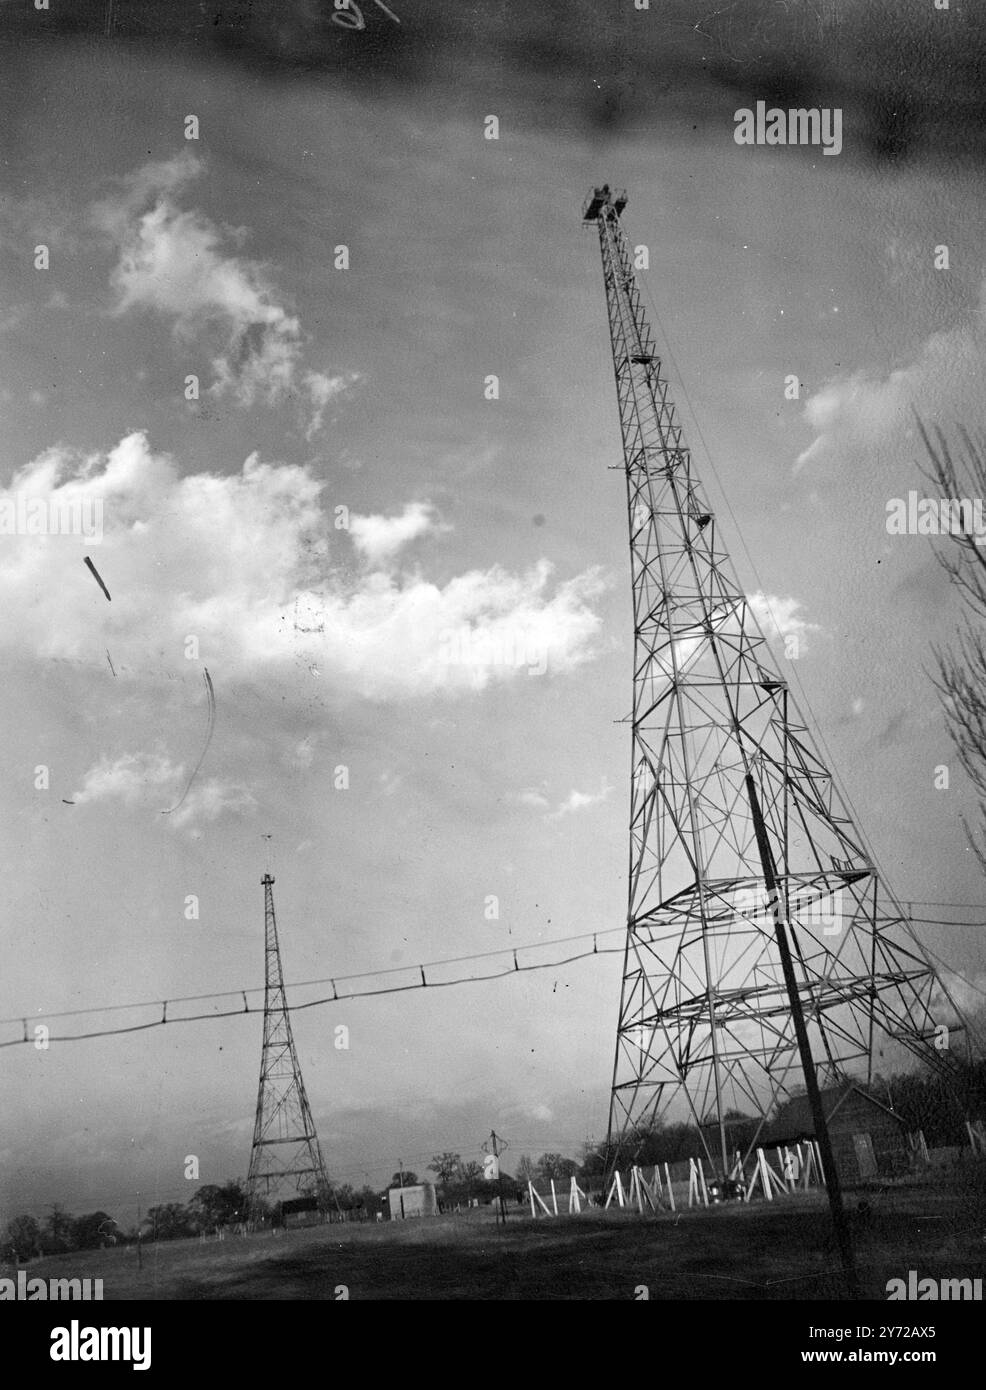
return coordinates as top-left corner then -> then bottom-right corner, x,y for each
766,1082 -> 910,1182
280,1195 -> 322,1229
387,1183 -> 438,1220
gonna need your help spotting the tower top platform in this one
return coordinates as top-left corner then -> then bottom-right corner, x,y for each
582,185 -> 627,221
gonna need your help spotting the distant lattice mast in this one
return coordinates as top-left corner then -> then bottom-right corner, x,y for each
245,875 -> 329,1216
582,184 -> 972,1175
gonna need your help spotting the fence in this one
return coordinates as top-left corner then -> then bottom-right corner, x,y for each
526,1141 -> 828,1217
525,1124 -> 986,1220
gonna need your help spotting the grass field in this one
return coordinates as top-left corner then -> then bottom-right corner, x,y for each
11,1172 -> 986,1300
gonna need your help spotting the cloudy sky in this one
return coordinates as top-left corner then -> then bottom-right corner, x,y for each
1,1 -> 985,1224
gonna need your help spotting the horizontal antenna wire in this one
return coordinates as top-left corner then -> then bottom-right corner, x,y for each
1,914 -> 981,1049
0,942 -> 625,1048
0,925 -> 628,1028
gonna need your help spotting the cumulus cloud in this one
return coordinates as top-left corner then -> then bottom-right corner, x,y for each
746,590 -> 821,652
71,751 -> 255,833
546,780 -> 612,821
303,370 -> 353,441
349,502 -> 445,565
93,152 -> 351,433
328,559 -> 606,695
794,371 -> 910,473
165,778 -> 257,832
1,431 -> 606,700
794,280 -> 986,472
72,752 -> 178,805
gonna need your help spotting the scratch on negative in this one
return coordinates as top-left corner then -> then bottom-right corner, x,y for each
161,669 -> 216,816
84,556 -> 111,602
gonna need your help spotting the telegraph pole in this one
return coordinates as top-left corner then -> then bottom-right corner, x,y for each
744,769 -> 859,1299
486,1130 -> 508,1226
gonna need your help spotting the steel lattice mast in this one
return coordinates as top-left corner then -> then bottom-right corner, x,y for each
245,874 -> 330,1215
584,185 -> 972,1177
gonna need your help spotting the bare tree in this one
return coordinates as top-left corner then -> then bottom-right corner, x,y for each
919,418 -> 986,870
514,1154 -> 536,1184
427,1152 -> 461,1186
534,1153 -> 578,1182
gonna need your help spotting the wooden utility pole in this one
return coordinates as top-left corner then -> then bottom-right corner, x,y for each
489,1130 -> 508,1226
744,770 -> 859,1299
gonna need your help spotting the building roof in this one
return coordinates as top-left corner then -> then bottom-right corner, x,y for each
764,1082 -> 902,1144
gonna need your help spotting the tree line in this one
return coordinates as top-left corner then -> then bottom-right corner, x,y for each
4,1056 -> 983,1260
578,1057 -> 986,1173
1,1181 -> 256,1262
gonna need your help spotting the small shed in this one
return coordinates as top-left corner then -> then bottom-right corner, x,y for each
281,1195 -> 322,1229
767,1083 -> 909,1182
387,1183 -> 439,1220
